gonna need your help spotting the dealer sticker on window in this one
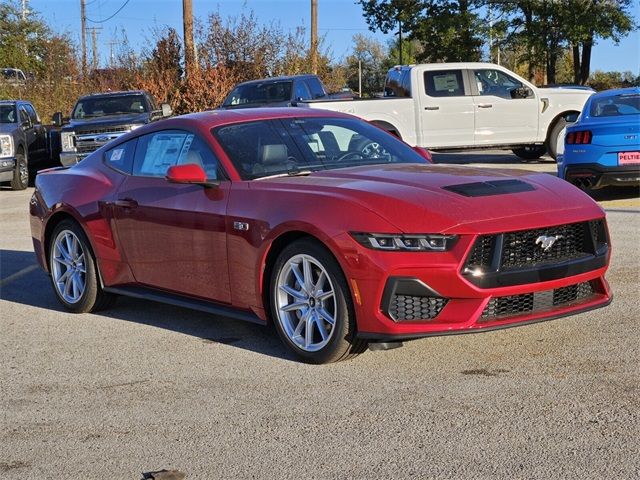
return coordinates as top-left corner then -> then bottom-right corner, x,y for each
619,152 -> 640,165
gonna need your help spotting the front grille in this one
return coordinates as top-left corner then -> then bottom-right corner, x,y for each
501,222 -> 589,269
480,281 -> 595,321
389,294 -> 448,321
76,126 -> 131,135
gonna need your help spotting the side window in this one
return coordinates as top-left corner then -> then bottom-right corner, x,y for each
294,81 -> 312,101
133,130 -> 193,177
178,135 -> 222,180
305,78 -> 326,99
18,106 -> 31,126
104,138 -> 136,174
474,69 -> 523,99
24,104 -> 39,124
424,70 -> 465,97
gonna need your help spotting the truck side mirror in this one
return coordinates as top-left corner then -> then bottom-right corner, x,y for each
52,112 -> 63,126
511,87 -> 534,99
161,104 -> 172,117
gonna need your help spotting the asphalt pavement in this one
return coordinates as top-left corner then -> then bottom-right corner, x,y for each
1,152 -> 639,479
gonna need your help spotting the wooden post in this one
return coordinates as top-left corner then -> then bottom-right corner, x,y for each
183,0 -> 196,78
311,0 -> 318,74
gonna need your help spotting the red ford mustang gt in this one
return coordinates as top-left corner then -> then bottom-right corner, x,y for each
30,108 -> 612,363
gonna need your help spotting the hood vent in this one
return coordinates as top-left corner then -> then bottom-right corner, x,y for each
442,179 -> 535,197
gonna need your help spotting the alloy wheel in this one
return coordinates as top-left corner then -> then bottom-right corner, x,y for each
51,229 -> 87,304
275,253 -> 337,352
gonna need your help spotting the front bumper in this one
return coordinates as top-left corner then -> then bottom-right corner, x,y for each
333,222 -> 612,340
0,157 -> 16,182
60,151 -> 89,167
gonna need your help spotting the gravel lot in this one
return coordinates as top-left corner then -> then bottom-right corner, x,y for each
1,154 -> 639,479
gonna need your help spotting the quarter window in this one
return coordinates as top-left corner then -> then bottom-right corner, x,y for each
294,81 -> 312,101
424,70 -> 465,97
132,130 -> 222,179
104,138 -> 136,174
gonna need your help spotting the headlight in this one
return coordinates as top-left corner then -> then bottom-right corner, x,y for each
61,131 -> 75,152
0,135 -> 14,158
351,232 -> 458,251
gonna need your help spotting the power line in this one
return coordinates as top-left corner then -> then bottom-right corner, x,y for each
87,0 -> 131,23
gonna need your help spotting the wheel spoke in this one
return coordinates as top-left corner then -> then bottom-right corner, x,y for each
290,262 -> 306,291
317,307 -> 335,326
63,273 -> 73,297
279,284 -> 306,301
316,290 -> 334,301
293,309 -> 308,338
57,268 -> 71,284
314,315 -> 328,342
304,311 -> 314,348
281,301 -> 307,313
71,272 -> 81,299
314,271 -> 326,294
56,239 -> 72,263
302,257 -> 313,291
54,255 -> 72,268
70,235 -> 79,259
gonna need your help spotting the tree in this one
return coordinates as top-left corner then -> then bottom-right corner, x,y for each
358,0 -> 484,63
345,34 -> 389,96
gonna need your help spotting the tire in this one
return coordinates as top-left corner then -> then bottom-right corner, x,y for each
49,219 -> 116,313
349,136 -> 390,159
512,145 -> 546,160
547,118 -> 567,161
270,238 -> 367,363
10,148 -> 28,190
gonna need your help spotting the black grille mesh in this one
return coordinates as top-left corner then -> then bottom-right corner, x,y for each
466,235 -> 494,269
481,282 -> 595,320
389,295 -> 448,321
501,222 -> 589,269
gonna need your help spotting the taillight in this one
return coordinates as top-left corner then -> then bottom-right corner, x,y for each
566,130 -> 592,144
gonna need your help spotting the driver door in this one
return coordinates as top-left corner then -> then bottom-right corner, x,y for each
471,68 -> 539,145
111,129 -> 231,303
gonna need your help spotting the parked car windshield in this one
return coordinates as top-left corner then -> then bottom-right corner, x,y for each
0,105 -> 17,123
590,93 -> 640,117
213,116 -> 427,180
71,94 -> 148,119
222,81 -> 293,107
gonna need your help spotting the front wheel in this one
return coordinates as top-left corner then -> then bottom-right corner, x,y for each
512,145 -> 546,160
270,239 -> 367,363
10,149 -> 28,190
49,219 -> 116,313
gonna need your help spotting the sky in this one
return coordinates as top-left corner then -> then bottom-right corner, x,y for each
26,0 -> 640,74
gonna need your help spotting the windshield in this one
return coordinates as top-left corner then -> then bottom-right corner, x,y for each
590,93 -> 640,117
72,94 -> 148,119
213,116 -> 427,180
0,105 -> 16,123
222,81 -> 293,107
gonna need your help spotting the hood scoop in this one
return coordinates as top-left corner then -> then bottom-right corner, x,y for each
442,179 -> 536,197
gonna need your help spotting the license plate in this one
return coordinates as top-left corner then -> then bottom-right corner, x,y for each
619,151 -> 640,165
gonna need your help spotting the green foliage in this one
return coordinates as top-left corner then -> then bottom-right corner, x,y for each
345,34 -> 389,96
358,0 -> 484,62
587,70 -> 640,91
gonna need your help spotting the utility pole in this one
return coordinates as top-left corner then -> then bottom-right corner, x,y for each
80,0 -> 87,77
108,41 -> 119,67
183,0 -> 196,78
87,27 -> 102,71
397,19 -> 403,65
21,0 -> 29,20
310,0 -> 318,74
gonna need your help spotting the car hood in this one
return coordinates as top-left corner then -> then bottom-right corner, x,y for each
64,112 -> 149,131
255,164 -> 604,234
0,123 -> 18,134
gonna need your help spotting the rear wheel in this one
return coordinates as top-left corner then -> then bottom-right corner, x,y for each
512,145 -> 546,160
10,148 -> 28,190
49,219 -> 116,313
547,118 -> 568,160
270,239 -> 367,363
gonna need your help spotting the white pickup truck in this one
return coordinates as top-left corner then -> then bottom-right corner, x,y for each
307,63 -> 593,160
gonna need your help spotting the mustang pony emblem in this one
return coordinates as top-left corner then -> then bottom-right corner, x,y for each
536,235 -> 563,251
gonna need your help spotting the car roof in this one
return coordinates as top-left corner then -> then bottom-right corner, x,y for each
233,75 -> 318,87
590,86 -> 640,100
0,100 -> 29,106
162,107 -> 356,129
78,90 -> 147,100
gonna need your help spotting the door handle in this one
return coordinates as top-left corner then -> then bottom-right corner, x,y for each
477,104 -> 493,108
114,198 -> 138,209
424,106 -> 440,111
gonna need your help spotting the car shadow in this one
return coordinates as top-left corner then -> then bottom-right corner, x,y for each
589,185 -> 640,202
431,151 -> 556,165
0,249 -> 294,362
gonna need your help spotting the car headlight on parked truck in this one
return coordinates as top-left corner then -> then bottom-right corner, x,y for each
60,131 -> 76,152
0,134 -> 14,158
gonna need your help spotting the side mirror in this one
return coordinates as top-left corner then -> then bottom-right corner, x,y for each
52,112 -> 63,126
511,86 -> 534,99
22,118 -> 32,129
166,164 -> 216,187
161,103 -> 172,117
412,146 -> 433,163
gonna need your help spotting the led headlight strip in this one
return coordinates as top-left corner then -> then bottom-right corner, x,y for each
351,232 -> 457,252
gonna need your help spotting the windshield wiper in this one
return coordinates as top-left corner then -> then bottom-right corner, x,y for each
254,169 -> 314,180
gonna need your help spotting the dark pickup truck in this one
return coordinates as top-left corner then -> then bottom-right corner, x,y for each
0,100 -> 53,190
220,74 -> 352,109
54,90 -> 172,166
